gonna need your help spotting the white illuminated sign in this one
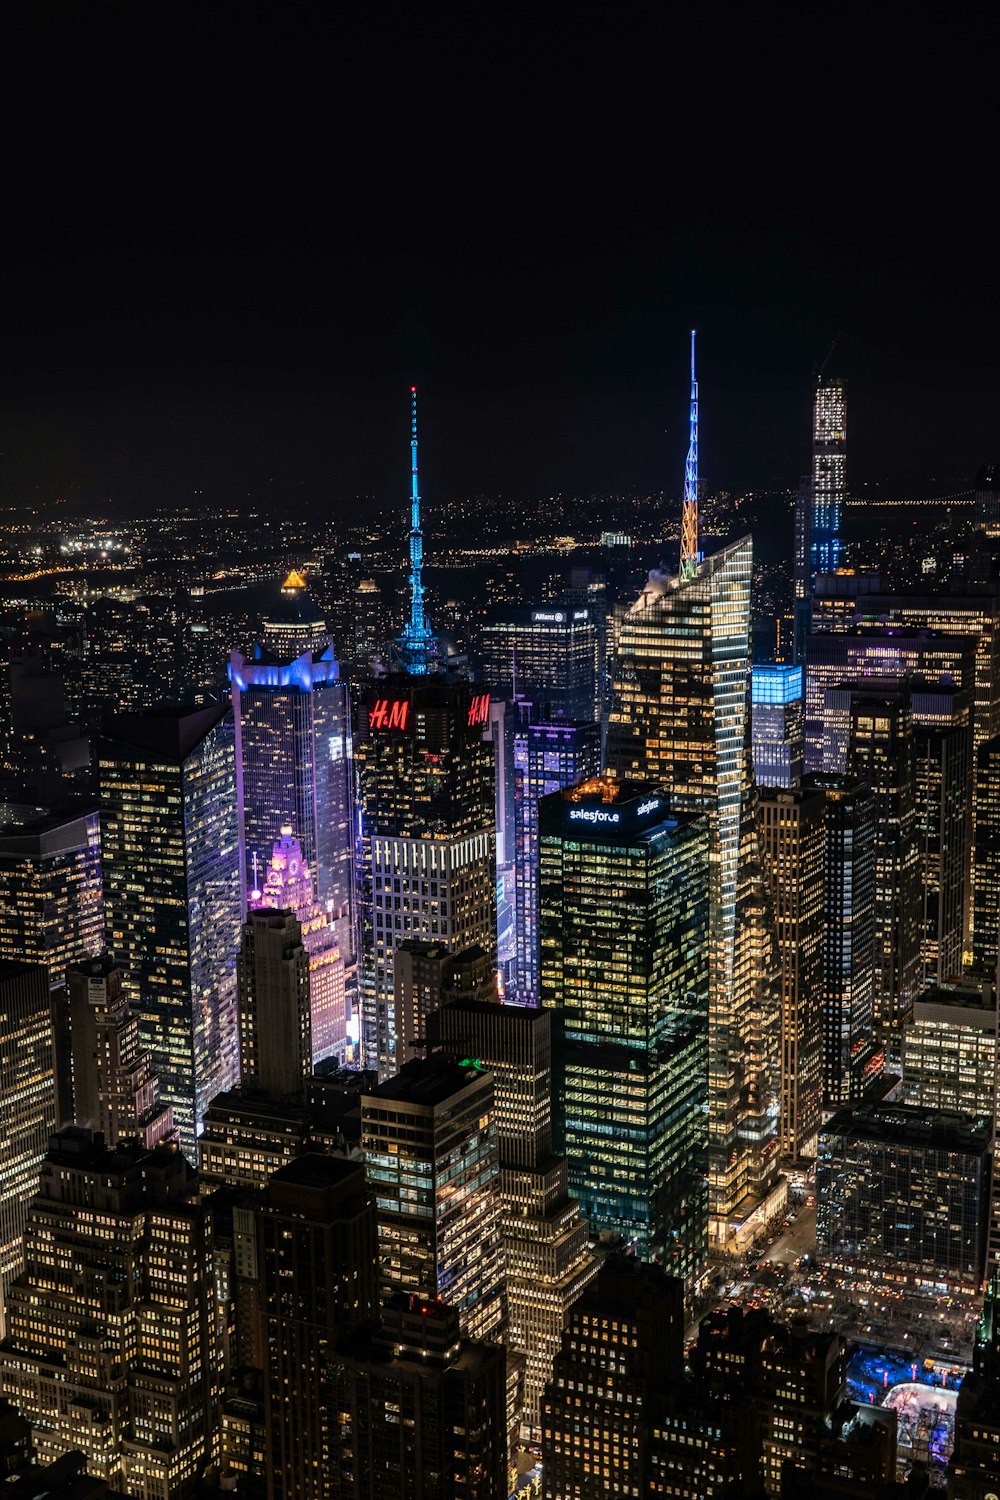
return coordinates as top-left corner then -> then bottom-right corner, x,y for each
532,611 -> 565,623
569,808 -> 620,825
636,799 -> 660,817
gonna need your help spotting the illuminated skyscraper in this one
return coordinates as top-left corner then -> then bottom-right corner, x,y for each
539,779 -> 710,1273
0,961 -> 55,1340
479,604 -> 600,721
845,688 -> 922,1056
357,393 -> 497,1077
802,773 -> 879,1106
751,664 -> 804,788
0,1128 -> 221,1496
605,539 -> 782,1245
809,378 -> 846,582
0,806 -> 103,985
511,715 -> 600,1001
911,682 -> 972,982
361,1054 -> 506,1344
99,703 -> 242,1160
67,953 -> 174,1149
249,827 -> 346,1067
605,340 -> 782,1246
230,574 -> 354,971
973,734 -> 1000,974
759,787 -> 824,1160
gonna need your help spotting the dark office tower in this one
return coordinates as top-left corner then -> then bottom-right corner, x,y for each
0,806 -> 103,1114
332,1296 -> 508,1500
237,908 -> 312,1098
511,716 -> 600,1001
355,676 -> 496,1077
540,1257 -> 683,1500
912,683 -> 972,982
257,1155 -> 377,1500
846,689 -> 922,1056
567,565 -> 610,725
361,1055 -> 506,1344
751,663 -> 804,788
605,537 -> 782,1248
539,780 -> 710,1273
479,604 -> 600,722
809,570 -> 885,635
809,377 -> 847,582
973,734 -> 1000,972
949,1263 -> 1000,1498
803,773 -> 879,1105
250,827 -> 346,1068
793,474 -> 811,605
817,1103 -> 990,1294
99,702 -> 242,1160
230,571 -> 355,968
0,1129 -> 220,1497
67,954 -> 174,1149
0,962 -> 55,1340
759,787 -> 824,1160
427,998 -> 597,1430
393,941 -> 494,1068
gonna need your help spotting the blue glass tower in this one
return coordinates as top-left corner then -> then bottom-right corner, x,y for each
751,663 -> 804,788
393,387 -> 438,675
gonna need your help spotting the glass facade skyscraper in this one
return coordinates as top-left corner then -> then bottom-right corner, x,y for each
539,778 -> 709,1275
511,715 -> 600,1001
605,537 -> 783,1247
230,572 -> 355,972
99,703 -> 242,1161
751,663 -> 804,788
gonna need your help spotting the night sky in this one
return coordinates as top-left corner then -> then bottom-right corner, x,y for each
1,3 -> 998,519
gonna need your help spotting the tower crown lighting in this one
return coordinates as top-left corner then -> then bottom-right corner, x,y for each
680,329 -> 701,579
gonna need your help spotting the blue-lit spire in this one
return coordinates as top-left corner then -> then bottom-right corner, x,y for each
396,386 -> 435,674
680,329 -> 701,580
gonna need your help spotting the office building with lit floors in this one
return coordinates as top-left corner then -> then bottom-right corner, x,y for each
538,779 -> 709,1275
427,996 -> 597,1430
256,1154 -> 377,1500
393,941 -> 495,1067
902,980 -> 998,1118
843,686 -> 922,1060
67,954 -> 174,1148
355,675 -> 496,1077
911,682 -> 972,983
231,571 -> 355,971
816,1103 -> 991,1293
973,734 -> 1000,973
99,702 -> 242,1160
478,602 -> 600,722
510,714 -> 600,1002
802,773 -> 880,1105
751,663 -> 804,788
0,1128 -> 220,1500
237,907 -> 313,1098
540,1257 -> 683,1500
604,537 -> 783,1249
361,1054 -> 506,1345
758,786 -> 824,1160
0,961 -> 55,1340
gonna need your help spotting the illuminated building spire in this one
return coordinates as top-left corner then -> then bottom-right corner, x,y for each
680,329 -> 701,580
397,385 -> 434,673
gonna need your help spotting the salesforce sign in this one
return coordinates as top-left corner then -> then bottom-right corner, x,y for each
566,795 -> 663,831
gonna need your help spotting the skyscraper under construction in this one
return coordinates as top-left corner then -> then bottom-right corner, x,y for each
604,334 -> 783,1248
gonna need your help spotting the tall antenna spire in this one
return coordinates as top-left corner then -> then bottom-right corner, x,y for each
397,386 -> 435,674
680,329 -> 701,579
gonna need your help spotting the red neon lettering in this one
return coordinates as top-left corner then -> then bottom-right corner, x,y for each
371,698 -> 409,731
467,692 -> 490,728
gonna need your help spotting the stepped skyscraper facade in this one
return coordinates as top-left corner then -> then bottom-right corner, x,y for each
604,334 -> 783,1248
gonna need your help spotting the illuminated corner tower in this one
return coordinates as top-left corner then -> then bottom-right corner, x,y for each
356,391 -> 496,1076
605,335 -> 783,1250
230,573 -> 355,979
809,377 -> 847,582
